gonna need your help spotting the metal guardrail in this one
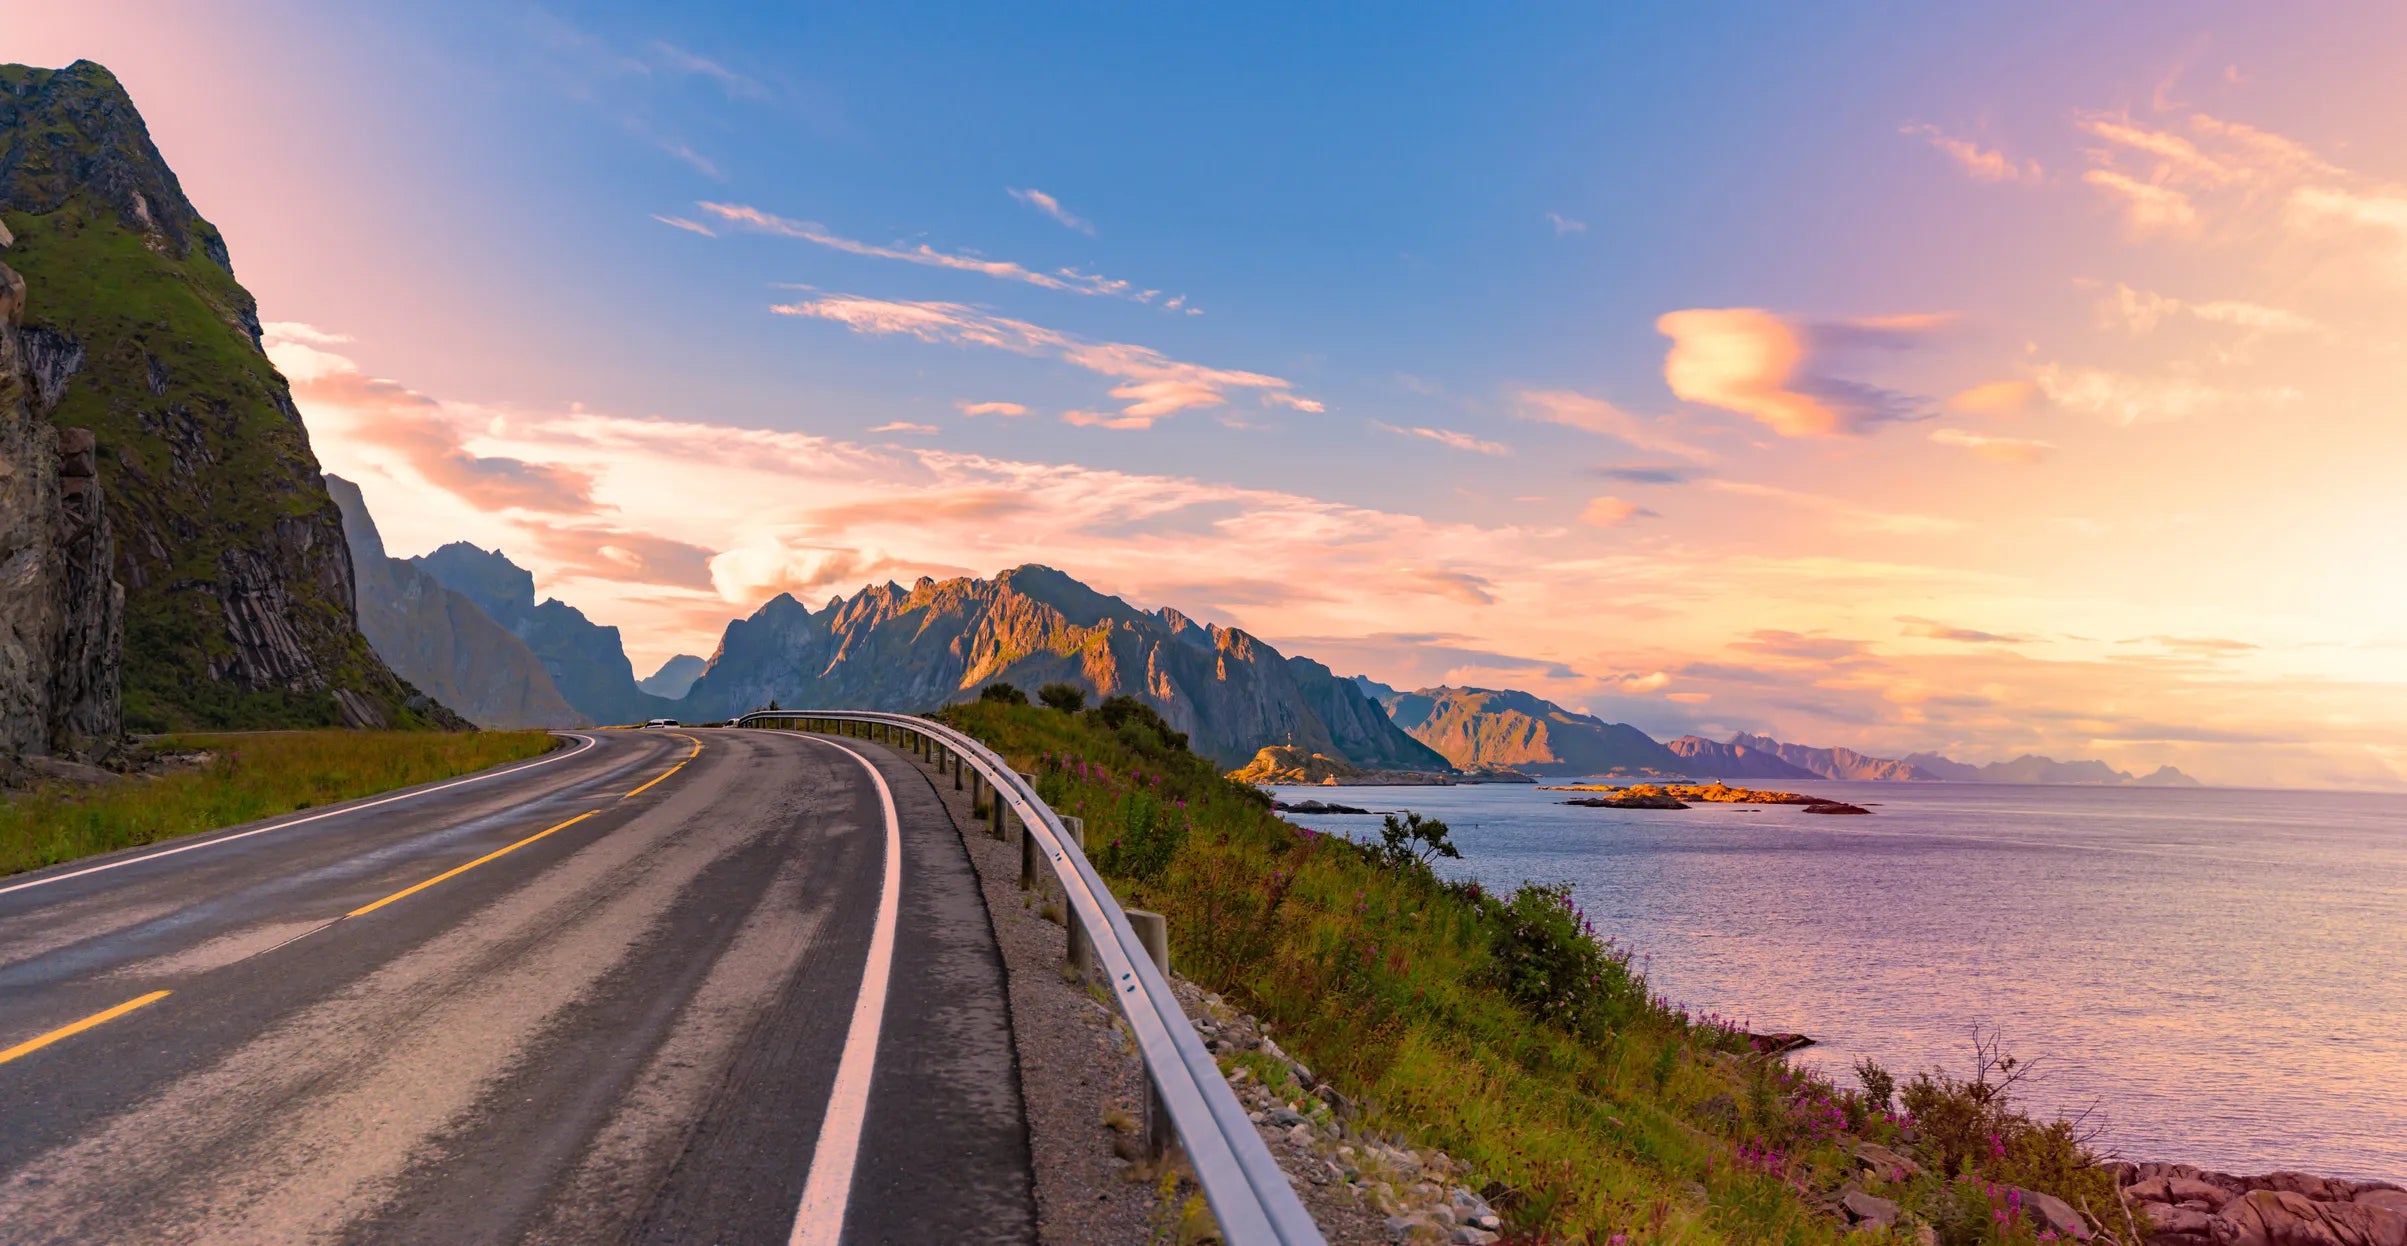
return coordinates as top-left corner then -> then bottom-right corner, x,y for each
738,709 -> 1325,1246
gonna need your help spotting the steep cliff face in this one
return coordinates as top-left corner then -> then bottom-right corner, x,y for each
1728,732 -> 1939,782
327,477 -> 586,730
679,564 -> 1445,769
1286,657 -> 1450,771
1382,685 -> 1686,777
0,60 -> 441,731
412,542 -> 671,726
0,242 -> 121,756
1662,735 -> 1819,780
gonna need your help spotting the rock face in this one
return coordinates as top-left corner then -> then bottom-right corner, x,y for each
636,653 -> 706,700
2118,1163 -> 2406,1246
411,542 -> 671,727
1284,657 -> 1451,772
0,242 -> 120,757
0,60 -> 446,731
326,477 -> 585,730
678,564 -> 1445,769
1665,735 -> 1825,781
1381,685 -> 1687,777
1902,751 -> 2201,787
1728,732 -> 1940,782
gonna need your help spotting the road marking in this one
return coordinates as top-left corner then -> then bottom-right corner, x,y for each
624,762 -> 686,798
0,734 -> 601,900
787,737 -> 903,1246
0,990 -> 171,1067
347,810 -> 600,918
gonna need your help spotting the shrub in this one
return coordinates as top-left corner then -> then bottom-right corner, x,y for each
1374,811 -> 1460,872
1855,1057 -> 1896,1113
1037,681 -> 1087,713
1485,881 -> 1646,1040
978,681 -> 1029,705
1085,694 -> 1189,752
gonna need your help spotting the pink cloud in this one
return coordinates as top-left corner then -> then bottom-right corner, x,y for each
1942,380 -> 2038,416
957,400 -> 1028,417
1580,496 -> 1657,525
651,214 -> 717,237
1656,308 -> 1944,437
868,421 -> 938,434
1062,410 -> 1155,431
2082,169 -> 2200,237
1370,421 -> 1511,456
1928,428 -> 2055,464
700,202 -> 1171,305
772,294 -> 1309,422
1513,389 -> 1713,460
1901,124 -> 2042,183
1007,186 -> 1093,234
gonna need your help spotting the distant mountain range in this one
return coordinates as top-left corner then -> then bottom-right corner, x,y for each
330,485 -> 2200,786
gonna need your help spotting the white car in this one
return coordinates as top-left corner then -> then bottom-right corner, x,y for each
640,718 -> 680,729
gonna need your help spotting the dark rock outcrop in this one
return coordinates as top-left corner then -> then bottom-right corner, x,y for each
1,59 -> 447,731
1287,656 -> 1451,773
2117,1163 -> 2405,1246
0,241 -> 119,757
678,565 -> 1445,769
327,477 -> 585,730
412,542 -> 672,727
1382,685 -> 1686,777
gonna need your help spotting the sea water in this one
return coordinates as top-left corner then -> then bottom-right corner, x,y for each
1271,780 -> 2407,1181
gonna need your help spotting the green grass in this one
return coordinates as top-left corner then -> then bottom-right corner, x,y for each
940,702 -> 2126,1245
0,731 -> 557,878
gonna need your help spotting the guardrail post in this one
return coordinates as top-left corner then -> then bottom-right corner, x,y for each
988,785 -> 1006,840
1060,815 -> 1093,975
1126,909 -> 1174,1162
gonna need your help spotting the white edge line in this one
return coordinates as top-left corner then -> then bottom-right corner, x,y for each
787,735 -> 904,1246
0,733 -> 600,899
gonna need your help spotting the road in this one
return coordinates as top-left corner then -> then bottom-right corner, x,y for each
0,727 -> 1037,1244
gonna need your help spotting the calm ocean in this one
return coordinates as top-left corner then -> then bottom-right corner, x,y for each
1270,780 -> 2407,1182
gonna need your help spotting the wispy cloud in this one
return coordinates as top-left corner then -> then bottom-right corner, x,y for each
1899,616 -> 2034,644
2098,283 -> 2317,335
867,421 -> 937,435
2033,364 -> 2299,424
772,294 -> 1309,421
2082,169 -> 2199,237
1709,479 -> 1965,535
1545,211 -> 1588,235
1008,187 -> 1094,235
1580,496 -> 1657,526
1595,463 -> 1701,485
1655,308 -> 1945,437
652,214 -> 718,237
1063,409 -> 1155,431
648,41 -> 769,100
1942,381 -> 2038,416
957,400 -> 1028,417
702,202 -> 1176,305
1902,124 -> 2042,183
1929,428 -> 2056,464
1513,389 -> 1713,460
1371,421 -> 1512,455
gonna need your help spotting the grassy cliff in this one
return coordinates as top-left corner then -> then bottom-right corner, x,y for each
0,60 -> 448,731
943,700 -> 2123,1244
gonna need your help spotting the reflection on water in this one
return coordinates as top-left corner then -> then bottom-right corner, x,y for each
1272,781 -> 2407,1181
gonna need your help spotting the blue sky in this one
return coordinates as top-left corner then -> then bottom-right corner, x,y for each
17,1 -> 2407,786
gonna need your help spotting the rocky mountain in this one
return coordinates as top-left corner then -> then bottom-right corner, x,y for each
1726,732 -> 1939,782
411,542 -> 672,726
1379,685 -> 1688,777
1,60 -> 445,731
637,654 -> 706,700
1903,751 -> 2199,786
677,564 -> 1443,769
327,477 -> 585,730
0,223 -> 119,757
1662,736 -> 1820,781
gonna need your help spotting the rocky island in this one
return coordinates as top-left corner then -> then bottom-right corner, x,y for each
1550,782 -> 1872,814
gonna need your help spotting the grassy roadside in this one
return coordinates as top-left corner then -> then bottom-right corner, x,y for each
1,731 -> 557,879
941,698 -> 2122,1245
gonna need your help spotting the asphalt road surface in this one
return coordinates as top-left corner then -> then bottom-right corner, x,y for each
0,727 -> 1037,1244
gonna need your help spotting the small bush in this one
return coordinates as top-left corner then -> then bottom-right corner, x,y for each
1486,882 -> 1646,1040
1085,694 -> 1189,752
1855,1057 -> 1896,1112
1375,811 -> 1460,872
978,681 -> 1029,705
1037,681 -> 1088,713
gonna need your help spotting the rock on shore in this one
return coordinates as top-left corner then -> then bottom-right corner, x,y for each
2117,1163 -> 2406,1246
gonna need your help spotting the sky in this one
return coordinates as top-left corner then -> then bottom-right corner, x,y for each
12,1 -> 2407,788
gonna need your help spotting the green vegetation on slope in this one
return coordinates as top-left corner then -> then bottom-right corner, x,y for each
2,60 -> 442,731
942,700 -> 2123,1245
0,730 -> 555,878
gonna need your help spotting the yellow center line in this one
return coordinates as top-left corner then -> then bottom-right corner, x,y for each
348,810 -> 600,918
624,761 -> 686,799
684,735 -> 702,758
0,990 -> 172,1067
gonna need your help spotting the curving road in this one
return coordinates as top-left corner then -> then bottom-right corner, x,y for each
0,727 -> 1036,1244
